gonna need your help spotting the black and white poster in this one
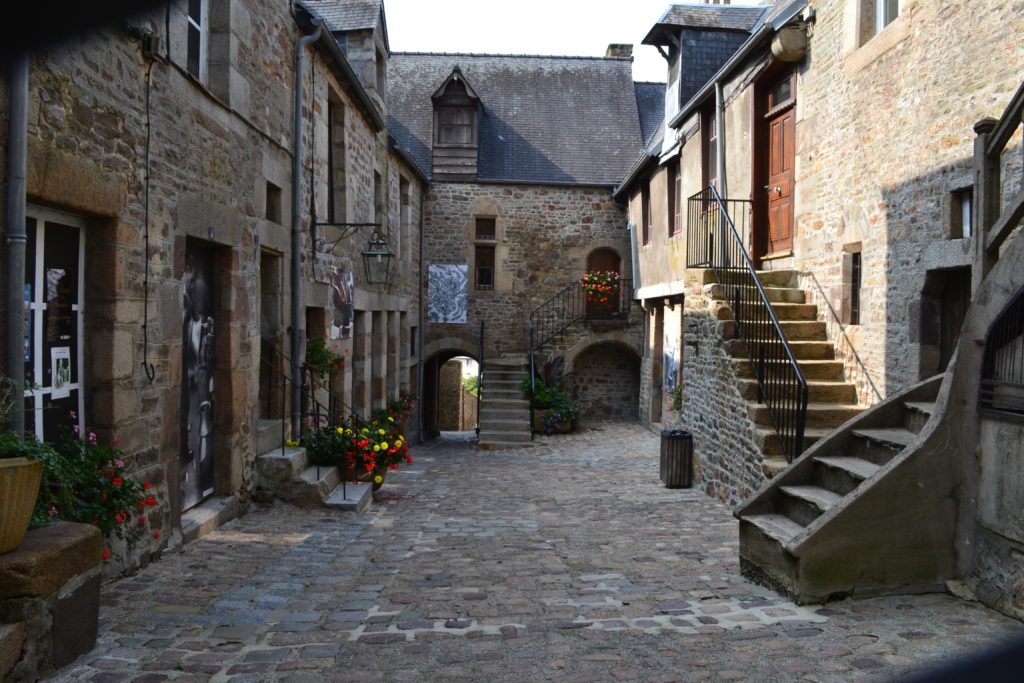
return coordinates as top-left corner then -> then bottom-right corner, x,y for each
180,244 -> 216,511
428,264 -> 468,324
51,347 -> 71,400
664,313 -> 679,392
330,267 -> 354,340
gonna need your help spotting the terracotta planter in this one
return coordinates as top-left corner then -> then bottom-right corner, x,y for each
0,457 -> 44,554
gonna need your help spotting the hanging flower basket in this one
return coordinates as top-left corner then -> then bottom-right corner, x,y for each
581,271 -> 620,308
0,457 -> 44,554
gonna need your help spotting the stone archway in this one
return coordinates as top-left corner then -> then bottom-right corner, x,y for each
570,341 -> 641,421
422,344 -> 480,439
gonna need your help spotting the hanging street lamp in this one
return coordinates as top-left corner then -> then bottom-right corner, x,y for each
361,228 -> 393,285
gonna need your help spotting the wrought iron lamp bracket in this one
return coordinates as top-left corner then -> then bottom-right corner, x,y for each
313,222 -> 381,254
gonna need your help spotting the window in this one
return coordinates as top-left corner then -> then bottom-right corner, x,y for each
375,47 -> 387,95
399,177 -> 410,262
668,161 -> 682,237
437,106 -> 475,145
328,99 -> 347,223
265,181 -> 282,223
950,187 -> 973,240
875,0 -> 899,34
475,217 -> 495,240
186,0 -> 208,81
842,246 -> 863,325
373,171 -> 383,227
475,246 -> 495,290
641,183 -> 651,245
703,108 -> 718,190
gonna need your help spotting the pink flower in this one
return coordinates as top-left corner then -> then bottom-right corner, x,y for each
88,432 -> 97,444
48,505 -> 58,517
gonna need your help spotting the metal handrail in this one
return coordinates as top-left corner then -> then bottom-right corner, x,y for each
686,186 -> 808,462
527,275 -> 632,407
800,270 -> 883,404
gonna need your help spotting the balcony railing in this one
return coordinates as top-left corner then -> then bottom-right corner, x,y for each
686,186 -> 808,463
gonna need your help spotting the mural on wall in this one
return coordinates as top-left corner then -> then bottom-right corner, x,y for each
428,264 -> 468,324
180,244 -> 216,511
330,267 -> 354,340
664,308 -> 680,391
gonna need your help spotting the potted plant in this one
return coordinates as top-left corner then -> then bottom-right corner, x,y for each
522,356 -> 580,434
0,432 -> 48,554
581,271 -> 620,309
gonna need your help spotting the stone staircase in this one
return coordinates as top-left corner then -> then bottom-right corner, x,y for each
709,269 -> 864,475
736,373 -> 944,602
254,419 -> 372,512
477,358 -> 533,449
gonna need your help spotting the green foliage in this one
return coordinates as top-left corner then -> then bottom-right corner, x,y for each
305,336 -> 345,381
520,356 -> 580,432
462,374 -> 480,397
666,384 -> 683,411
2,422 -> 157,559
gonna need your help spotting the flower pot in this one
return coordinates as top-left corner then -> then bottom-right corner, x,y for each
0,457 -> 44,554
532,410 -> 574,434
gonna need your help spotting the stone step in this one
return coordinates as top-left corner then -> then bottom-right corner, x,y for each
851,427 -> 917,449
728,339 -> 835,360
478,430 -> 532,443
0,623 -> 26,678
755,270 -> 797,288
482,419 -> 531,430
748,402 -> 864,429
738,378 -> 857,404
755,427 -> 830,457
768,302 -> 819,321
709,283 -> 806,304
778,485 -> 843,526
256,419 -> 287,456
486,358 -> 530,369
904,401 -> 936,433
481,398 -> 530,409
293,466 -> 342,506
478,440 -> 535,450
480,408 -> 531,421
725,319 -> 827,340
731,358 -> 845,381
813,456 -> 880,496
256,446 -> 308,490
742,513 -> 805,545
324,482 -> 373,513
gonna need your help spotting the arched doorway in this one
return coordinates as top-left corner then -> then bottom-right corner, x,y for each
571,341 -> 640,421
585,248 -> 622,320
422,349 -> 480,439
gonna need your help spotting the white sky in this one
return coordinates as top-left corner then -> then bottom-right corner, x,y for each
382,0 -> 767,83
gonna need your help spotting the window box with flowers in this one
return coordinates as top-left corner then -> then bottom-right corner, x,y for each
581,271 -> 620,309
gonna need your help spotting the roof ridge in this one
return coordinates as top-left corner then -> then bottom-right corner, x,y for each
391,51 -> 632,62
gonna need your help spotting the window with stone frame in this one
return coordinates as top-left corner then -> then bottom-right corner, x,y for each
399,176 -> 410,262
949,187 -> 973,240
841,245 -> 863,326
702,106 -> 718,191
186,0 -> 208,82
328,97 -> 347,223
857,0 -> 900,44
473,217 -> 497,290
641,183 -> 652,245
668,161 -> 682,237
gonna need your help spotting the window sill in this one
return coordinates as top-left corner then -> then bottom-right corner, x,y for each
844,15 -> 911,77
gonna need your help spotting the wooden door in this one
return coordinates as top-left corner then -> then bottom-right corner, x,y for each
586,249 -> 621,319
764,73 -> 796,257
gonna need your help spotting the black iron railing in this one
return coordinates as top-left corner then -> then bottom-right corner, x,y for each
979,285 -> 1024,419
686,186 -> 808,462
527,275 -> 632,429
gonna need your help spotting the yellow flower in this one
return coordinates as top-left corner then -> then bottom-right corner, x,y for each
345,429 -> 353,436
285,439 -> 299,447
373,445 -> 380,452
377,429 -> 385,435
387,417 -> 394,422
361,428 -> 369,434
374,475 -> 383,484
336,427 -> 344,434
380,442 -> 388,450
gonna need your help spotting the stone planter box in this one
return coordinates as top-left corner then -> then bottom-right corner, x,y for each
532,410 -> 574,434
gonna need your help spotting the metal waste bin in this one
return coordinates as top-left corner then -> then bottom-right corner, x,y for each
660,429 -> 693,488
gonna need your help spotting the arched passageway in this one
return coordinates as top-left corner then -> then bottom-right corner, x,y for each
571,342 -> 640,421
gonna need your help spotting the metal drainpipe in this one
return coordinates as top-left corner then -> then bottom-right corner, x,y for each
291,21 -> 322,436
715,80 -> 728,199
416,188 -> 426,443
4,54 -> 29,435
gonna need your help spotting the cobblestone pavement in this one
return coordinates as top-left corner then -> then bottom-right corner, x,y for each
53,423 -> 1024,682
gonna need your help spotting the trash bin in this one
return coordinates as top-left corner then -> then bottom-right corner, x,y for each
660,429 -> 693,488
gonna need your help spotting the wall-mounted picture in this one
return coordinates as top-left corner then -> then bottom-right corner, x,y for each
51,346 -> 71,399
428,264 -> 468,324
330,267 -> 354,340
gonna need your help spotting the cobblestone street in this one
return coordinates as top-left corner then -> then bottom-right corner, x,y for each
54,423 -> 1024,681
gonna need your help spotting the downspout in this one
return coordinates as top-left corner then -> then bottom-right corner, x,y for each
715,80 -> 728,199
417,187 -> 426,443
4,54 -> 29,435
291,21 -> 322,436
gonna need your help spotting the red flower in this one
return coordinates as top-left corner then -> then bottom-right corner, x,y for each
153,530 -> 160,539
102,548 -> 111,560
112,477 -> 123,486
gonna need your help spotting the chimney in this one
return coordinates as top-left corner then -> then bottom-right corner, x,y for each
606,44 -> 633,59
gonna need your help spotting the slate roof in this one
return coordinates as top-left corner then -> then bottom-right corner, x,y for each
634,82 -> 666,147
387,53 -> 648,185
302,0 -> 381,33
643,3 -> 766,44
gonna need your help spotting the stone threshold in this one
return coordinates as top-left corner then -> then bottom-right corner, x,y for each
181,495 -> 241,545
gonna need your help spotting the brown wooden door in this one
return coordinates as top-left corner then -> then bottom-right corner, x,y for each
586,249 -> 621,319
766,106 -> 794,255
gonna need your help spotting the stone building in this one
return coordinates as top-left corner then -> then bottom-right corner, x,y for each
619,0 -> 1024,617
0,0 -> 425,572
387,51 -> 663,443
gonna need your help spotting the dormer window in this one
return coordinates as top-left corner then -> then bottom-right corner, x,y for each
431,67 -> 482,181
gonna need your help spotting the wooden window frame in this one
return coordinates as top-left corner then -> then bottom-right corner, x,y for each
474,245 -> 495,291
435,105 -> 477,147
187,0 -> 209,82
641,183 -> 651,245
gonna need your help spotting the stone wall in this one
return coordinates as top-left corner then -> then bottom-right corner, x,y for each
0,0 -> 423,575
571,342 -> 641,421
423,182 -> 634,360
